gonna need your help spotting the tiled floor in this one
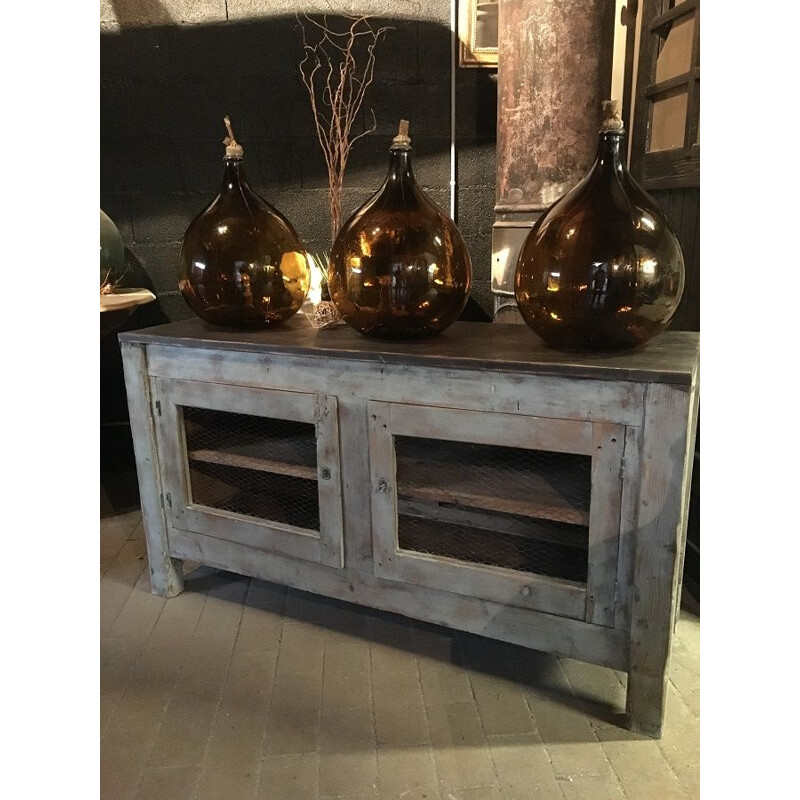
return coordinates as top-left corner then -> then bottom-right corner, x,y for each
101,507 -> 700,800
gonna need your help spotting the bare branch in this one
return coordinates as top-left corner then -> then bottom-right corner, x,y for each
296,11 -> 391,244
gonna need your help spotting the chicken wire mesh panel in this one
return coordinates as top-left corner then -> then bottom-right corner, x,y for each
182,407 -> 318,471
394,436 -> 591,582
397,511 -> 589,583
182,407 -> 320,531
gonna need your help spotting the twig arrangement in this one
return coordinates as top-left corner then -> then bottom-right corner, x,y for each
100,264 -> 129,295
297,12 -> 391,245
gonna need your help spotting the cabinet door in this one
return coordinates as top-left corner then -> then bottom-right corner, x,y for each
368,402 -> 625,625
154,378 -> 344,569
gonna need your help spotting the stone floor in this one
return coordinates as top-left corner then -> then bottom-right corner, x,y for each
101,506 -> 700,800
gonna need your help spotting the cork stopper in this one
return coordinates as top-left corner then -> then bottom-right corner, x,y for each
223,115 -> 244,158
391,119 -> 412,149
600,100 -> 624,133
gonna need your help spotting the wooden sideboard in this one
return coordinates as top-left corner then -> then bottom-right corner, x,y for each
120,317 -> 699,738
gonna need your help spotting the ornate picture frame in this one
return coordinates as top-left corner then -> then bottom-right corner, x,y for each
458,0 -> 499,68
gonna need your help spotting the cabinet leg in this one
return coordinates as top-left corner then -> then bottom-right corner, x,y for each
625,382 -> 696,740
121,341 -> 185,599
149,553 -> 184,597
626,668 -> 667,739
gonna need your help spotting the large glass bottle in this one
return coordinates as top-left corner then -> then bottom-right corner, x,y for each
179,117 -> 310,328
514,101 -> 685,350
328,121 -> 472,338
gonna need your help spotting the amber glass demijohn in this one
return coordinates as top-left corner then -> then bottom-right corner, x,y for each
179,117 -> 310,328
514,101 -> 685,351
328,121 -> 472,338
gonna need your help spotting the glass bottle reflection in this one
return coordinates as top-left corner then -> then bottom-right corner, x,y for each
328,121 -> 472,338
514,101 -> 685,350
179,117 -> 310,328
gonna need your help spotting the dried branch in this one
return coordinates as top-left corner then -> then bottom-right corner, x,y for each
298,12 -> 391,244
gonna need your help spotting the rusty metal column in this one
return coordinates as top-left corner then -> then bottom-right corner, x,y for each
492,0 -> 615,321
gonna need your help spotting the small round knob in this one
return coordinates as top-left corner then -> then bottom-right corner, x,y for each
521,586 -> 531,598
320,467 -> 332,481
377,478 -> 390,493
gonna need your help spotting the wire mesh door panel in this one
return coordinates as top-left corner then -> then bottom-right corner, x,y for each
368,401 -> 625,622
154,378 -> 344,568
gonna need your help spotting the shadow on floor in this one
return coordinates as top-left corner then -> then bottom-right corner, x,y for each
180,564 -> 638,739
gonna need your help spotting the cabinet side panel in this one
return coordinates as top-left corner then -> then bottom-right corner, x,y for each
120,342 -> 183,597
627,382 -> 693,737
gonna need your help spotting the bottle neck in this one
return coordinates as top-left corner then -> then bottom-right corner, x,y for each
594,131 -> 627,178
220,157 -> 248,194
386,148 -> 415,183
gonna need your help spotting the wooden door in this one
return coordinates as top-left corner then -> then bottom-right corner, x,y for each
368,402 -> 626,626
153,378 -> 344,568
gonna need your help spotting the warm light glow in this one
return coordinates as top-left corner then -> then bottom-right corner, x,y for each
618,305 -> 633,313
565,228 -> 575,238
428,263 -> 439,274
641,258 -> 657,275
193,260 -> 206,271
433,278 -> 444,285
217,224 -> 229,235
306,253 -> 325,304
493,246 -> 512,268
612,263 -> 620,272
549,312 -> 561,321
578,284 -> 588,291
357,232 -> 371,257
639,215 -> 655,231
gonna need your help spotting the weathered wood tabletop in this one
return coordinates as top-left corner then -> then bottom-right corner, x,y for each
120,317 -> 699,385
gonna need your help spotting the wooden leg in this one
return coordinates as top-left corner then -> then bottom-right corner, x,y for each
148,550 -> 184,598
626,381 -> 696,739
627,667 -> 668,738
121,341 -> 184,598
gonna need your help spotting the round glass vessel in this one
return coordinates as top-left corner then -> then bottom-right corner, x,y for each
328,122 -> 471,338
179,120 -> 310,328
514,103 -> 685,351
100,209 -> 125,287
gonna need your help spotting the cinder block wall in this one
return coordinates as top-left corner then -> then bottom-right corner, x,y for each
100,0 -> 497,322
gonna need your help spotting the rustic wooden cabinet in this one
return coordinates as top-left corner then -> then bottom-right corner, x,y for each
120,318 -> 699,739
